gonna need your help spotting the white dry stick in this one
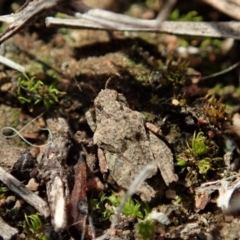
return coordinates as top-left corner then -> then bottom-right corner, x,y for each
0,15 -> 15,24
201,0 -> 240,20
0,55 -> 26,74
0,0 -> 176,44
46,18 -> 240,40
95,163 -> 157,240
68,0 -> 176,29
0,0 -> 66,44
0,216 -> 18,240
0,166 -> 50,218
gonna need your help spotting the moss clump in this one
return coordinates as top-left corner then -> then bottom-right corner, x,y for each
15,75 -> 65,111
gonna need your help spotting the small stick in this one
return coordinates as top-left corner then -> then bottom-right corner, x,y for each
0,166 -> 50,218
37,117 -> 72,232
0,0 -> 66,44
46,18 -> 240,40
68,0 -> 176,29
0,216 -> 18,240
0,55 -> 26,74
68,154 -> 88,239
0,0 -> 176,44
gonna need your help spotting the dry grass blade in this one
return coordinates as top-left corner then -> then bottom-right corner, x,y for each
46,18 -> 240,40
0,55 -> 26,73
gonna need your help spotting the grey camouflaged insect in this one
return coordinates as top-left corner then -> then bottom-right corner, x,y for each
86,89 -> 178,202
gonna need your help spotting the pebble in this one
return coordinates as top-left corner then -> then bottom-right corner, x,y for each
26,178 -> 39,191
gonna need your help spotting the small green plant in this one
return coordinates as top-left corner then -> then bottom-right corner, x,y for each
23,213 -> 47,240
175,158 -> 188,173
91,193 -> 147,220
190,132 -> 209,157
176,132 -> 213,184
197,158 -> 212,174
200,38 -> 222,55
160,60 -> 190,87
122,198 -> 144,219
90,193 -> 113,219
16,76 -> 65,111
135,220 -> 155,240
90,193 -> 155,239
170,9 -> 202,22
0,182 -> 8,197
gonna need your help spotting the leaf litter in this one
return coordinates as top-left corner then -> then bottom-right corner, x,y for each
1,0 -> 240,240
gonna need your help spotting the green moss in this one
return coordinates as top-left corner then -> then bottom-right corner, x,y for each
90,193 -> 148,220
16,75 -> 65,111
175,131 -> 219,185
136,220 -> 155,240
159,60 -> 189,87
190,132 -> 209,157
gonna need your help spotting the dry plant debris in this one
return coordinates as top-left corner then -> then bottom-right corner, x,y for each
1,0 -> 240,239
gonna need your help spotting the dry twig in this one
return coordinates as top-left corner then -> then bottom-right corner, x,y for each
0,0 -> 67,44
0,166 -> 50,218
68,154 -> 88,239
0,55 -> 25,73
0,0 -> 176,44
0,216 -> 18,240
1,0 -> 240,45
37,117 -> 72,232
46,18 -> 240,40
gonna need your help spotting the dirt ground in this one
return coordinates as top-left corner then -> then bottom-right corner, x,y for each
1,0 -> 240,240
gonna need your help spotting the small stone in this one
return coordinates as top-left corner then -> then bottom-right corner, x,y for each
5,196 -> 16,205
1,82 -> 12,92
26,178 -> 39,191
172,99 -> 179,106
224,215 -> 234,222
